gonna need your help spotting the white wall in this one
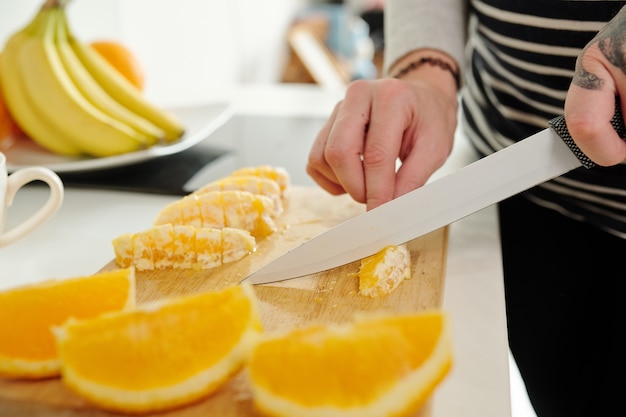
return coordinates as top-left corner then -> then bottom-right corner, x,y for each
0,0 -> 312,106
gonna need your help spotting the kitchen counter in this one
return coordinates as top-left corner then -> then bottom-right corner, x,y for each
0,84 -> 515,417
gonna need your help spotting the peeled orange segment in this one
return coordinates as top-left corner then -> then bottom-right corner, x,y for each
193,175 -> 283,215
112,224 -> 256,271
248,311 -> 452,417
221,190 -> 278,237
154,190 -> 278,238
55,284 -> 262,414
358,244 -> 411,297
232,165 -> 291,197
190,227 -> 220,269
221,227 -> 256,263
0,268 -> 135,379
145,223 -> 178,270
132,232 -> 155,271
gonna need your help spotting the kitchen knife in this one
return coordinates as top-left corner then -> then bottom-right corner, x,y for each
242,110 -> 626,285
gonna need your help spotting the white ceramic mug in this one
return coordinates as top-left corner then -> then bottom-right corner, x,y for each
0,152 -> 64,247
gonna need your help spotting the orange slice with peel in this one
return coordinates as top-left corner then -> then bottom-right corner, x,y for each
154,190 -> 278,238
0,268 -> 135,379
54,284 -> 262,414
248,310 -> 452,417
112,224 -> 255,271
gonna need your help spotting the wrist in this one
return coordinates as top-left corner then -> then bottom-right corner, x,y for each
393,57 -> 460,89
389,50 -> 460,99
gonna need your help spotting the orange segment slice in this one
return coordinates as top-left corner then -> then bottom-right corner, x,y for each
171,224 -> 197,269
55,284 -> 262,414
248,310 -> 452,417
0,268 -> 135,379
221,227 -> 255,263
154,190 -> 278,238
194,227 -> 222,269
132,232 -> 154,271
358,244 -> 411,297
145,223 -> 176,270
193,175 -> 283,215
112,224 -> 255,271
221,190 -> 277,238
232,165 -> 291,197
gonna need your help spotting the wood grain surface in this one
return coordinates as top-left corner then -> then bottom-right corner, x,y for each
0,186 -> 448,416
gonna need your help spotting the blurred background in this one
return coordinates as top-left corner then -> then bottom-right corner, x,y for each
0,0 -> 383,106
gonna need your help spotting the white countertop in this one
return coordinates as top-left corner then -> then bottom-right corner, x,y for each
0,84 -> 515,417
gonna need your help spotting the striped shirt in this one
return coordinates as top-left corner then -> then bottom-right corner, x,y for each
385,0 -> 626,239
462,0 -> 626,238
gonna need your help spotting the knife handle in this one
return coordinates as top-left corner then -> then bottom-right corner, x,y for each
548,101 -> 626,169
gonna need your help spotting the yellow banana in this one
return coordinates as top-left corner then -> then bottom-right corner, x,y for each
54,10 -> 164,147
68,27 -> 185,143
0,11 -> 82,156
18,7 -> 149,157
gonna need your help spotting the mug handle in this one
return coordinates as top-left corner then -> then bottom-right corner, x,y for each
0,167 -> 64,247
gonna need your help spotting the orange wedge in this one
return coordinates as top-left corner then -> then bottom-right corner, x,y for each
55,284 -> 262,414
112,224 -> 256,271
359,244 -> 411,297
154,190 -> 278,238
248,310 -> 452,417
193,175 -> 283,215
0,268 -> 135,379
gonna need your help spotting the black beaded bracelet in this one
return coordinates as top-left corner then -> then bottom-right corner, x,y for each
392,56 -> 460,90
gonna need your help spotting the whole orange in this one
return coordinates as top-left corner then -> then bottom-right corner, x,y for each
90,40 -> 146,91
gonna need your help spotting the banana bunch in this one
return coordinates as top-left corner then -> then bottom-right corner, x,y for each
0,1 -> 185,157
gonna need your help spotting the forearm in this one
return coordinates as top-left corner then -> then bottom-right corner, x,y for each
383,0 -> 467,78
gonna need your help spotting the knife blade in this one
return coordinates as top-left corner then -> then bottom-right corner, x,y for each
241,111 -> 625,285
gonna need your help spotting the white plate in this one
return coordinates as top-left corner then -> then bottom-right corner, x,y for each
4,101 -> 234,173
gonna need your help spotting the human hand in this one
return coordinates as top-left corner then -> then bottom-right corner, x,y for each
565,6 -> 626,166
306,76 -> 458,210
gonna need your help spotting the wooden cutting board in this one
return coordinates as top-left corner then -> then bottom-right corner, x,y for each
0,186 -> 448,416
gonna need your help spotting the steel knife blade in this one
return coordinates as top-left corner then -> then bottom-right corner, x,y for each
241,111 -> 625,285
